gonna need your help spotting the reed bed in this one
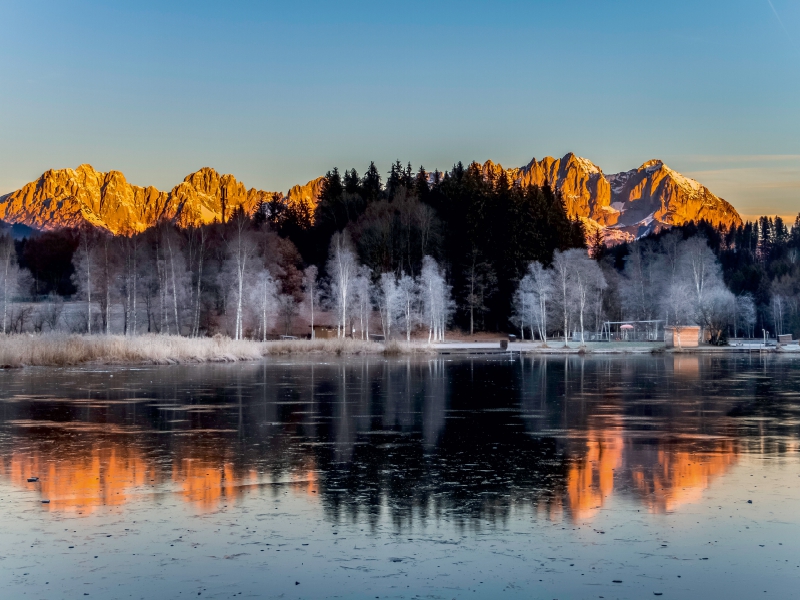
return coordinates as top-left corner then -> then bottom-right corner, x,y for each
262,338 -> 434,356
0,334 -> 432,367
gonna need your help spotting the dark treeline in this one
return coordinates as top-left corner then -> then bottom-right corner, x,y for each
265,160 -> 585,331
607,215 -> 800,338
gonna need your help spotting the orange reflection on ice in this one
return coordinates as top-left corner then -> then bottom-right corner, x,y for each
631,442 -> 738,513
1,442 -> 155,514
1,434 -> 318,514
172,458 -> 245,511
564,428 -> 624,520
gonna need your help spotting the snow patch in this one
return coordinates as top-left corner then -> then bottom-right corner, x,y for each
573,156 -> 602,175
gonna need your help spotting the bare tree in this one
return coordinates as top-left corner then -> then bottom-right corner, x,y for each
73,230 -> 99,334
574,255 -> 607,345
419,256 -> 453,343
276,293 -> 298,337
620,241 -> 662,322
224,206 -> 257,340
377,271 -> 400,339
397,273 -> 419,341
0,234 -> 20,334
680,236 -> 733,343
247,269 -> 278,340
301,265 -> 319,339
551,250 -> 574,346
351,266 -> 373,340
327,232 -> 358,338
42,292 -> 64,332
187,225 -> 208,338
523,262 -> 553,344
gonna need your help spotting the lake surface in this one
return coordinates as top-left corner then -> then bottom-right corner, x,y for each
2,354 -> 800,599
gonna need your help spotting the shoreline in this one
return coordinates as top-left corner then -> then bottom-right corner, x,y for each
1,334 -> 797,369
0,334 -> 433,368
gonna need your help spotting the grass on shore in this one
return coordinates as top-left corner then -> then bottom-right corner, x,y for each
0,334 -> 432,368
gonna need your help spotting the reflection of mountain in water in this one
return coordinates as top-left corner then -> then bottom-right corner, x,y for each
1,355 -> 798,524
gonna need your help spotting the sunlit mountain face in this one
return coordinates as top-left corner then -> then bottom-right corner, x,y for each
1,355 -> 798,524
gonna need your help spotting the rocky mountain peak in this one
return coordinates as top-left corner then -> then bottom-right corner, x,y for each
0,154 -> 743,244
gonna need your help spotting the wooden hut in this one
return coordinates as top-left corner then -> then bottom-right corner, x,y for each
664,326 -> 700,348
311,325 -> 337,339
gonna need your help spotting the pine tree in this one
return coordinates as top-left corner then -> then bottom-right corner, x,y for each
361,162 -> 382,203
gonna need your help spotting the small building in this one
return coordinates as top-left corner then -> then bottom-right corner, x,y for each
664,326 -> 700,348
311,325 -> 337,339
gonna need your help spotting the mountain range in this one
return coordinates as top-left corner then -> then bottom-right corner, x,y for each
0,153 -> 742,243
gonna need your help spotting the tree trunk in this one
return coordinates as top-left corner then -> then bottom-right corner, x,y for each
168,237 -> 180,336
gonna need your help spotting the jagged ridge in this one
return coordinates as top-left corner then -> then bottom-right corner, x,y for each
482,153 -> 742,243
0,154 -> 742,241
0,164 -> 323,235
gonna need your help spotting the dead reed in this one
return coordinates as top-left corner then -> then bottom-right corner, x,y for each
0,334 -> 432,367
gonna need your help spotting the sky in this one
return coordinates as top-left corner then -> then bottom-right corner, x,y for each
1,0 -> 799,221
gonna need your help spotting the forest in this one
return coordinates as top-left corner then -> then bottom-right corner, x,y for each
0,159 -> 798,343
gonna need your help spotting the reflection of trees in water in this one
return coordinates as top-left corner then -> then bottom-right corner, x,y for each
1,355 -> 800,524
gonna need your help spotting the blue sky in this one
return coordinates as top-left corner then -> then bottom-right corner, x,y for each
1,0 -> 799,220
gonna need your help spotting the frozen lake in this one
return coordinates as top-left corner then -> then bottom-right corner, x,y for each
2,354 -> 800,599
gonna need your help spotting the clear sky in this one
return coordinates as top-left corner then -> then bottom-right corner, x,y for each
1,0 -> 798,221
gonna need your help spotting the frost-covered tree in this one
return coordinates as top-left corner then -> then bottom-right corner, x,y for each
397,273 -> 420,341
187,225 -> 208,338
224,207 -> 258,340
158,224 -> 190,336
351,266 -> 373,340
522,262 -> 553,344
511,280 -> 531,340
679,237 -> 734,343
419,256 -> 453,343
250,270 -> 278,340
0,235 -> 22,334
572,252 -> 607,345
377,271 -> 400,339
72,230 -> 101,334
327,232 -> 359,338
662,278 -> 695,329
620,241 -> 662,322
301,265 -> 320,339
551,250 -> 574,346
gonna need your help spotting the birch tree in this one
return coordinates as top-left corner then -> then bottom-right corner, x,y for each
529,262 -> 553,344
188,225 -> 208,338
224,207 -> 256,340
351,266 -> 373,340
73,230 -> 99,334
397,273 -> 419,341
302,265 -> 319,339
572,252 -> 607,345
551,250 -> 574,346
419,256 -> 452,343
377,271 -> 400,339
0,235 -> 20,335
327,232 -> 358,338
251,269 -> 278,341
